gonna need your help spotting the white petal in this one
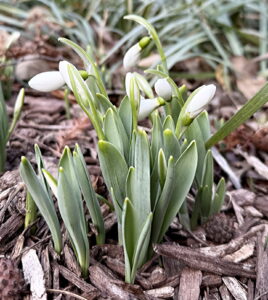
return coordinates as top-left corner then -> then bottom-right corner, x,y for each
138,98 -> 160,121
123,44 -> 141,69
186,84 -> 216,117
28,71 -> 65,92
154,78 -> 172,100
59,61 -> 73,91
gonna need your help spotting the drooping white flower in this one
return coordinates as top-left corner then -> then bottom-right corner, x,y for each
123,44 -> 141,69
123,36 -> 150,70
154,78 -> 172,101
28,61 -> 78,92
28,71 -> 65,92
138,97 -> 165,121
186,84 -> 216,118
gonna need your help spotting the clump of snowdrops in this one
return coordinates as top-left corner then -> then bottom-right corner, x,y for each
20,15 -> 268,283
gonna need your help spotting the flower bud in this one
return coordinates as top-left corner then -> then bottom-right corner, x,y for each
28,71 -> 65,92
59,61 -> 73,91
154,78 -> 172,101
185,84 -> 216,118
138,97 -> 165,121
123,36 -> 150,70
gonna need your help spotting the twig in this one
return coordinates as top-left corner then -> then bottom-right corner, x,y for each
46,288 -> 88,300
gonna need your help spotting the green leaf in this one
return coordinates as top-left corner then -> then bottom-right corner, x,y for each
210,177 -> 226,216
163,129 -> 181,161
158,149 -> 167,189
151,113 -> 164,163
59,37 -> 108,98
196,111 -> 211,141
185,118 -> 206,185
130,211 -> 152,282
73,144 -> 105,245
19,157 -> 62,254
58,166 -> 89,277
119,96 -> 132,139
206,83 -> 268,148
98,140 -> 128,219
103,108 -> 129,159
158,141 -> 197,242
122,198 -> 135,283
200,150 -> 213,218
163,115 -> 175,132
132,130 -> 151,224
151,156 -> 175,244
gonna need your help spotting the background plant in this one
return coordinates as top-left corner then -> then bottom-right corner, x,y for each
0,83 -> 24,172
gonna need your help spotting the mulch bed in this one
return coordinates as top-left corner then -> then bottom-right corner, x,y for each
1,85 -> 268,300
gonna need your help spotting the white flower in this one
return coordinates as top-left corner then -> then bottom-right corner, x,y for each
186,84 -> 216,118
28,71 -> 65,92
28,61 -> 75,92
123,44 -> 141,69
154,78 -> 172,100
138,97 -> 165,121
125,72 -> 140,101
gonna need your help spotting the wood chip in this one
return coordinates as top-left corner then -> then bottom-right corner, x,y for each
58,265 -> 98,295
222,277 -> 247,300
154,243 -> 255,278
219,284 -> 233,300
22,249 -> 47,300
224,242 -> 255,263
89,264 -> 146,300
255,232 -> 268,300
178,267 -> 202,300
146,286 -> 174,298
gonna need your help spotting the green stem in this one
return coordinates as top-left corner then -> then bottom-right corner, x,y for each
24,191 -> 38,233
64,88 -> 71,119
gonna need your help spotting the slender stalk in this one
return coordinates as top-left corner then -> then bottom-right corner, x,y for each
64,88 -> 71,119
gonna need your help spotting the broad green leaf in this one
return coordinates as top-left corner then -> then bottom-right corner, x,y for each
132,130 -> 151,224
196,111 -> 211,141
73,144 -> 105,244
42,169 -> 58,198
151,156 -> 175,244
96,93 -> 114,114
19,157 -> 62,254
122,198 -> 135,283
158,141 -> 197,242
163,115 -> 175,132
98,140 -> 128,216
103,108 -> 129,159
58,166 -> 89,276
163,129 -> 180,161
130,212 -> 152,283
185,118 -> 206,185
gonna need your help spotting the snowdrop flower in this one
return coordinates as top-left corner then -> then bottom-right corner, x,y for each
154,78 -> 172,101
185,84 -> 216,118
28,61 -> 88,93
123,36 -> 150,70
28,71 -> 65,92
138,97 -> 165,121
